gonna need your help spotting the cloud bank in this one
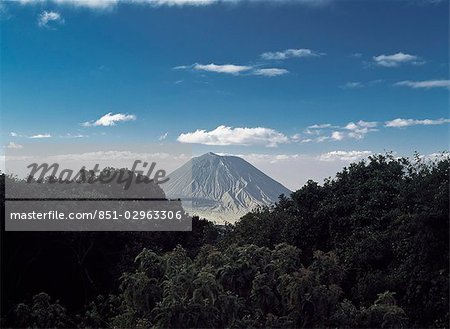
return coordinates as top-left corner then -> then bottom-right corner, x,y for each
177,125 -> 290,147
7,142 -> 24,149
319,150 -> 373,162
179,117 -> 448,148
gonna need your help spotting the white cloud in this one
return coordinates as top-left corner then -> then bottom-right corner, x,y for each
8,132 -> 86,139
159,132 -> 168,141
373,52 -> 423,67
385,118 -> 450,128
291,133 -> 313,143
82,112 -> 136,127
146,0 -> 216,6
341,80 -> 383,89
29,133 -> 52,139
177,125 -> 290,147
308,123 -> 333,129
261,48 -> 323,60
341,81 -> 364,89
344,120 -> 378,139
291,133 -> 302,142
193,63 -> 252,75
331,131 -> 345,141
316,136 -> 330,142
37,10 -> 64,28
394,79 -> 450,89
18,0 -> 333,10
252,68 -> 289,76
7,142 -> 24,149
175,116 -> 447,149
180,63 -> 288,77
61,133 -> 88,138
304,129 -> 320,136
20,0 -> 119,9
308,120 -> 378,142
319,150 -> 372,162
173,65 -> 190,70
344,121 -> 377,130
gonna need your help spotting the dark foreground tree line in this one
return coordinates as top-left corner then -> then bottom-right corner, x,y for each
1,153 -> 448,328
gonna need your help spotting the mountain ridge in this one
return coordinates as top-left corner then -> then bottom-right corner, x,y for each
162,152 -> 291,222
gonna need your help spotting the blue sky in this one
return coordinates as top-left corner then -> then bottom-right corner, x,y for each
1,0 -> 449,188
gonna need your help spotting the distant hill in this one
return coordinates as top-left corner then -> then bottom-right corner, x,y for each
162,152 -> 291,222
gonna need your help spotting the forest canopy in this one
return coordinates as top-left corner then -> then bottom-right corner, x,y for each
1,153 -> 448,328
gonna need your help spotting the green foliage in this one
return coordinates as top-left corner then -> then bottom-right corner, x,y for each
359,292 -> 409,328
6,154 -> 448,328
14,293 -> 71,328
230,154 -> 449,327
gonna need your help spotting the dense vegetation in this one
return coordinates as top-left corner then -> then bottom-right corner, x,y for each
1,154 -> 448,328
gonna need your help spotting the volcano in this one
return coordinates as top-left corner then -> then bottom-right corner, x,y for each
162,152 -> 291,223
